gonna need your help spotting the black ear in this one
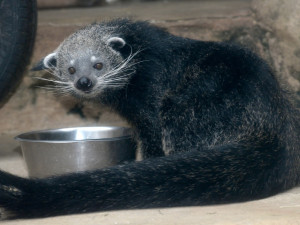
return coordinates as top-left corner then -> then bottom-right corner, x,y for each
107,37 -> 126,51
31,52 -> 57,71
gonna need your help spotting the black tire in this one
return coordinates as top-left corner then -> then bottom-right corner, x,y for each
0,0 -> 37,107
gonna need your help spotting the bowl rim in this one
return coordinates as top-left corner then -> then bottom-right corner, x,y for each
15,126 -> 133,143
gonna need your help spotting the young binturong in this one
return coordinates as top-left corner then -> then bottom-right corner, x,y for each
0,19 -> 299,219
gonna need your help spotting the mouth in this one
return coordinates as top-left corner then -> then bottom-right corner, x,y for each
71,89 -> 98,101
74,87 -> 94,95
80,89 -> 93,94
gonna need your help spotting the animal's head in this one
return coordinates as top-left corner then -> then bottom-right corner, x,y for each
32,24 -> 141,100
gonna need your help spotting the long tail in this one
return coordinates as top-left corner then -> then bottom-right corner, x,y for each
0,142 -> 296,219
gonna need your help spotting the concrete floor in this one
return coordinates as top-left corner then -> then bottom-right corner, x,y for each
0,0 -> 300,224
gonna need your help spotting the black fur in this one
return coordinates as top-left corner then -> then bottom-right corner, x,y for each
0,19 -> 299,219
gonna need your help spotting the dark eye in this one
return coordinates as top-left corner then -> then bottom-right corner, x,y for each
68,67 -> 76,74
93,63 -> 103,70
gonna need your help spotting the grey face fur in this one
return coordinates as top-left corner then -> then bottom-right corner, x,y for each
41,25 -> 138,100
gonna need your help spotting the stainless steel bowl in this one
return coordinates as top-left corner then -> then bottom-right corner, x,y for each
15,126 -> 136,178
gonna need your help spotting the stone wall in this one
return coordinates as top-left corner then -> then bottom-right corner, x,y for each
252,0 -> 300,94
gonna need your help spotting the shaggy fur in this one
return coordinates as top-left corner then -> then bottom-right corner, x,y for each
0,19 -> 299,219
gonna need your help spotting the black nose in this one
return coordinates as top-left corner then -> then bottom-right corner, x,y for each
76,77 -> 94,92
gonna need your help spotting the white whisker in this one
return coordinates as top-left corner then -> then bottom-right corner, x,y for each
97,47 -> 145,89
32,77 -> 70,85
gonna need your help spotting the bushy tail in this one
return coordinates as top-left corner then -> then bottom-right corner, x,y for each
0,142 -> 296,219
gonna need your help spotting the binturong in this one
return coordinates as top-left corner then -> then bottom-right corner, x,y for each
0,19 -> 299,219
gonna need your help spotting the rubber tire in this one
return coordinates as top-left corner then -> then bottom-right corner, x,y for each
0,0 -> 37,107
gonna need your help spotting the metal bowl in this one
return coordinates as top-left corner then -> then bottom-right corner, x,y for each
15,126 -> 136,178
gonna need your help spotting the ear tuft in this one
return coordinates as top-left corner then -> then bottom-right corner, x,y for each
31,52 -> 57,71
107,37 -> 126,50
44,52 -> 57,68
